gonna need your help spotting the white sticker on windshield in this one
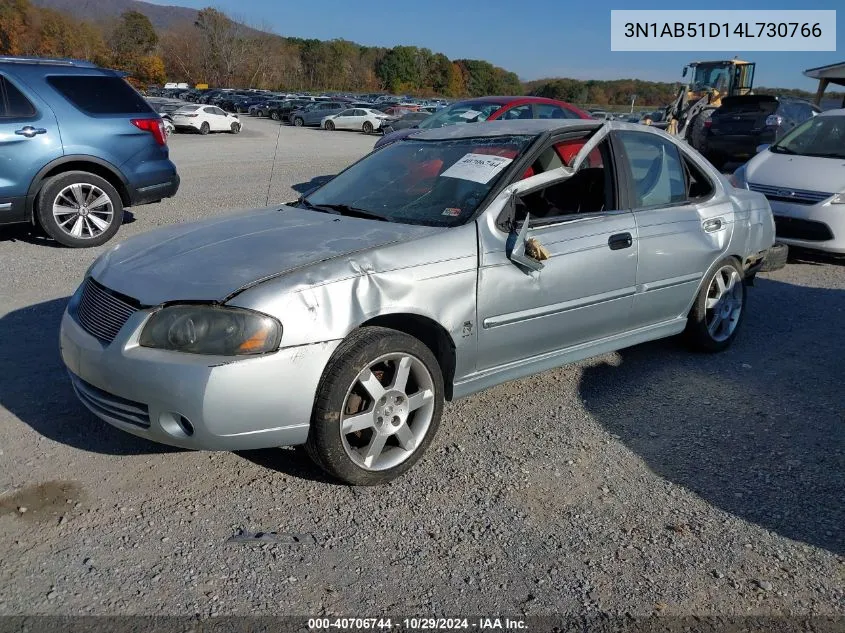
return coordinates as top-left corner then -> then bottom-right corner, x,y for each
458,110 -> 481,120
440,153 -> 513,184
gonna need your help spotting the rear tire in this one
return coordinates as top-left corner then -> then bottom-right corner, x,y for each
199,121 -> 210,135
362,121 -> 374,134
685,258 -> 746,352
36,171 -> 123,248
306,326 -> 444,486
293,117 -> 304,127
270,111 -> 280,121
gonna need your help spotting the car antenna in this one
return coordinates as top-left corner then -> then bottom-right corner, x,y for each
265,114 -> 284,206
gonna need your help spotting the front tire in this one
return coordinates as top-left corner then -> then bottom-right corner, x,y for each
325,120 -> 335,131
36,171 -> 123,248
270,111 -> 280,121
362,121 -> 374,134
687,108 -> 714,153
685,258 -> 746,352
306,326 -> 445,485
230,122 -> 241,134
293,117 -> 304,127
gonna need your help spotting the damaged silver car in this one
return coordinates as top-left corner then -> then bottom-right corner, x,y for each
60,120 -> 777,485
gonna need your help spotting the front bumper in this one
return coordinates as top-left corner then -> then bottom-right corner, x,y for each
59,308 -> 340,451
768,199 -> 845,254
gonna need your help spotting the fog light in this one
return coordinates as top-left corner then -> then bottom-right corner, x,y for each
178,416 -> 194,436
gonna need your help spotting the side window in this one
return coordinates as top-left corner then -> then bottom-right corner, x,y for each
536,104 -> 568,120
203,107 -> 215,115
618,132 -> 687,208
0,75 -> 37,119
682,153 -> 715,200
499,104 -> 532,120
353,109 -> 366,116
213,107 -> 226,116
516,140 -> 614,221
338,109 -> 354,116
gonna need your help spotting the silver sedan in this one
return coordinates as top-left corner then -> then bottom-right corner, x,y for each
60,119 -> 777,485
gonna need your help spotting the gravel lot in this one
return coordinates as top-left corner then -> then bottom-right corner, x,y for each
0,118 -> 842,622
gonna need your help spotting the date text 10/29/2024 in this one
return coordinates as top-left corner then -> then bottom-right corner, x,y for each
307,618 -> 527,631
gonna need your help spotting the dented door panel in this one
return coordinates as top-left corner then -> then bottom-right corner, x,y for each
631,199 -> 735,326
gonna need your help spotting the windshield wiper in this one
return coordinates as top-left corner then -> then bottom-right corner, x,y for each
804,152 -> 845,159
296,197 -> 341,215
309,203 -> 393,222
770,145 -> 796,155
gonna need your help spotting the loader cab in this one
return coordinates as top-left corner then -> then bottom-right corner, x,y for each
685,60 -> 755,99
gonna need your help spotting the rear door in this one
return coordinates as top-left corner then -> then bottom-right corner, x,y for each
0,72 -> 62,224
615,130 -> 734,328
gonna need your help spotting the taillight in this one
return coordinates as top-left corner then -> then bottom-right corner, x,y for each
131,118 -> 166,146
704,120 -> 712,128
765,114 -> 783,127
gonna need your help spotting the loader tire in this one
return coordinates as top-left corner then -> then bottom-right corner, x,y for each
687,108 -> 714,153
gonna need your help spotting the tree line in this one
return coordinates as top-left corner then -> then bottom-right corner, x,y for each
0,1 -> 521,97
1,0 -> 839,104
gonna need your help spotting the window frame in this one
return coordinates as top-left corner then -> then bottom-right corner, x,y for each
493,128 -> 628,231
612,129 -> 716,211
0,74 -> 38,121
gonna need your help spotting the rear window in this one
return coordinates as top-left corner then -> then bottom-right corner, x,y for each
47,75 -> 153,115
0,75 -> 36,119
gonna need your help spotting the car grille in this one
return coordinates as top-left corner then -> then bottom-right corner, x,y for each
76,278 -> 138,344
774,216 -> 834,242
748,182 -> 832,205
70,374 -> 150,428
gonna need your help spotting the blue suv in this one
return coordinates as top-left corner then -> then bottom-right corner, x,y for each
0,57 -> 179,247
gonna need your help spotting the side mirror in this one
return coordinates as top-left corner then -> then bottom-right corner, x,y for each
506,206 -> 545,273
755,143 -> 771,153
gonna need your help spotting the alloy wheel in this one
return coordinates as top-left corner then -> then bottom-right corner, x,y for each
340,353 -> 435,471
52,183 -> 114,239
705,265 -> 743,342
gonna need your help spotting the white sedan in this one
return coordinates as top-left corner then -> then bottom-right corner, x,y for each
732,109 -> 845,254
171,105 -> 243,135
322,108 -> 389,134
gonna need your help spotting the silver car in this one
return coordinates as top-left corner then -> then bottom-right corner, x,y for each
732,108 -> 845,254
60,120 -> 777,485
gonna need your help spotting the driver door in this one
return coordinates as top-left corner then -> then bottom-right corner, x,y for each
475,134 -> 639,371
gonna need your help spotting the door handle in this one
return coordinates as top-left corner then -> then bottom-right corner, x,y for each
703,217 -> 725,233
608,232 -> 633,250
15,126 -> 47,138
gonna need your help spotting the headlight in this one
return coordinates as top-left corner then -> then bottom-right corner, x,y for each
831,193 -> 845,205
729,165 -> 749,189
139,305 -> 282,356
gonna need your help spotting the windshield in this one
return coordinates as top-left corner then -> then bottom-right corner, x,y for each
303,135 -> 535,227
691,64 -> 731,92
771,115 -> 845,159
417,101 -> 505,130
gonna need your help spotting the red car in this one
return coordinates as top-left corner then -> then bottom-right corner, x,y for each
374,95 -> 590,149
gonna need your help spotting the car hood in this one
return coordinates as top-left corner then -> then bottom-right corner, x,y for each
90,206 -> 441,306
746,151 -> 845,194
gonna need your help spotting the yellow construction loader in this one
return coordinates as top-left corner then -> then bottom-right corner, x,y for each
663,58 -> 755,151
